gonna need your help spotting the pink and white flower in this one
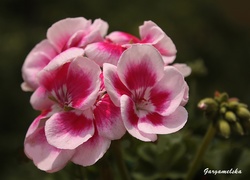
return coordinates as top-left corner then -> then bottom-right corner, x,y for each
85,20 -> 176,67
21,17 -> 108,91
103,44 -> 188,141
22,17 -> 189,172
24,51 -> 125,172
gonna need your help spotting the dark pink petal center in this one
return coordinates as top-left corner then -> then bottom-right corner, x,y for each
125,60 -> 157,90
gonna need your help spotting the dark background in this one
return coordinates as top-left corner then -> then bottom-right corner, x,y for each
1,0 -> 250,179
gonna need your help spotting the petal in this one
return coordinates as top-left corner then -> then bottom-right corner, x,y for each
117,44 -> 165,91
38,48 -> 84,93
25,109 -> 52,138
180,82 -> 189,106
138,106 -> 188,134
21,40 -> 58,90
77,18 -> 109,48
91,19 -> 109,37
85,42 -> 125,66
139,21 -> 177,63
40,47 -> 84,72
47,17 -> 91,52
120,95 -> 157,142
172,63 -> 192,77
150,66 -> 186,116
72,133 -> 111,166
71,132 -> 111,166
20,82 -> 34,92
162,55 -> 176,65
139,21 -> 177,53
24,128 -> 74,172
66,56 -> 101,109
106,31 -> 140,44
94,94 -> 126,140
103,63 -> 131,107
45,111 -> 94,149
30,86 -> 53,110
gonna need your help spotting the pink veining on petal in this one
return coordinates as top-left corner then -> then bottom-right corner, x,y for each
94,94 -> 126,140
138,106 -> 187,134
45,111 -> 94,149
150,66 -> 186,116
120,95 -> 157,141
85,41 -> 125,66
103,63 -> 131,106
117,45 -> 165,91
66,56 -> 101,109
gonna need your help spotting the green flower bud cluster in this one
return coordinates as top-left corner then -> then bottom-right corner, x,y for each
198,92 -> 250,138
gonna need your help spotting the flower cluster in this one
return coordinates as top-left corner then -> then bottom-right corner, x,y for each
21,17 -> 190,172
198,91 -> 250,138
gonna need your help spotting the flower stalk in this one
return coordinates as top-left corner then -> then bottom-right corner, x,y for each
186,122 -> 216,180
112,140 -> 131,180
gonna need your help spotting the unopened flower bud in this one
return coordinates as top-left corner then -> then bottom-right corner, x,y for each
220,106 -> 227,114
232,122 -> 244,136
198,98 -> 218,112
238,103 -> 248,108
227,101 -> 239,110
224,111 -> 237,122
215,92 -> 229,103
236,107 -> 250,120
217,119 -> 231,138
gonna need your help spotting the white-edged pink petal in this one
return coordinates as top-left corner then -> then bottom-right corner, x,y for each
117,44 -> 165,91
106,31 -> 140,44
66,56 -> 101,109
139,21 -> 177,64
103,63 -> 131,107
40,47 -> 84,72
94,94 -> 126,140
30,86 -> 53,110
120,95 -> 157,142
138,106 -> 188,134
21,40 -> 58,91
172,63 -> 192,77
45,111 -> 94,149
24,128 -> 74,172
150,66 -> 186,116
71,132 -> 111,166
47,17 -> 91,52
85,42 -> 125,66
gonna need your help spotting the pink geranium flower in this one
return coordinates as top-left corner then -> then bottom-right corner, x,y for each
103,44 -> 188,141
85,20 -> 176,67
24,50 -> 125,172
21,17 -> 108,91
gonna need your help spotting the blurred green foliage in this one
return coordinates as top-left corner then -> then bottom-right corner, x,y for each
1,0 -> 250,179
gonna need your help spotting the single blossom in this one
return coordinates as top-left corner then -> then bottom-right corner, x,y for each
21,17 -> 108,91
25,50 -> 125,172
24,108 -> 112,172
85,20 -> 176,66
103,44 -> 188,141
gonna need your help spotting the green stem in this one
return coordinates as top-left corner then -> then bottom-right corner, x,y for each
113,140 -> 131,180
186,122 -> 217,180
